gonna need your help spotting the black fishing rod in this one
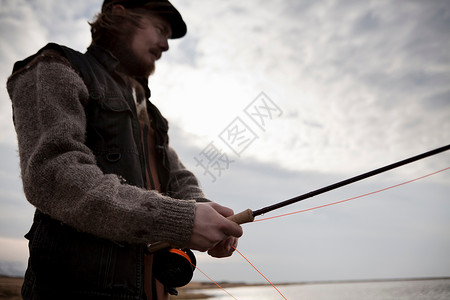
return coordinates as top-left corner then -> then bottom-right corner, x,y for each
149,144 -> 449,289
148,144 -> 449,253
228,143 -> 450,224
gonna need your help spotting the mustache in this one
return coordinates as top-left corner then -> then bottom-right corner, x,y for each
149,48 -> 162,60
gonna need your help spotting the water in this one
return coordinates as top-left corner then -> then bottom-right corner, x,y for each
189,279 -> 450,300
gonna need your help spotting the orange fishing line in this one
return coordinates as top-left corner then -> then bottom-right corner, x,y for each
190,262 -> 238,300
232,246 -> 288,300
255,167 -> 450,222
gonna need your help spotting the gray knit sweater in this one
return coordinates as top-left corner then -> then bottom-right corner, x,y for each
7,53 -> 206,248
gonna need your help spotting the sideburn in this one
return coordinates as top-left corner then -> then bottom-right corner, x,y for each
107,30 -> 155,78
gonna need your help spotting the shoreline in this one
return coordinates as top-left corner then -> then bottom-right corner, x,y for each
1,276 -> 449,300
176,277 -> 450,299
183,276 -> 450,288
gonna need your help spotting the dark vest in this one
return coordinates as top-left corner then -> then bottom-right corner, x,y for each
14,43 -> 171,299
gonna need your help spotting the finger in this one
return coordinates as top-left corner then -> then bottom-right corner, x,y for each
208,239 -> 235,258
228,237 -> 238,251
210,202 -> 234,218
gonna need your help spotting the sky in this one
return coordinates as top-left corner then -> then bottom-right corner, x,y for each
0,0 -> 449,286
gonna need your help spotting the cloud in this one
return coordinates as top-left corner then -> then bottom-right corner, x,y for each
158,0 -> 450,178
0,0 -> 449,282
23,0 -> 98,51
0,1 -> 47,145
423,90 -> 450,111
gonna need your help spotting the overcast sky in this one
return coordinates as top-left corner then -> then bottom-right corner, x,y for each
1,0 -> 449,286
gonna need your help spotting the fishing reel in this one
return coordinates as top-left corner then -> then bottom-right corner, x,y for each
152,247 -> 196,289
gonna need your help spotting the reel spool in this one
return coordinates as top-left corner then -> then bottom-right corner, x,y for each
153,248 -> 196,288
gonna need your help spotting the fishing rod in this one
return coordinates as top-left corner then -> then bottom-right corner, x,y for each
149,144 -> 449,289
228,143 -> 450,224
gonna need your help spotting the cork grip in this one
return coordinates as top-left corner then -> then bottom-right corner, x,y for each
147,209 -> 254,253
227,209 -> 254,225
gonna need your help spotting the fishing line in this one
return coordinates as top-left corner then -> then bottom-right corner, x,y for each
190,262 -> 238,299
232,246 -> 288,300
218,167 -> 449,299
255,166 -> 450,222
194,167 -> 449,299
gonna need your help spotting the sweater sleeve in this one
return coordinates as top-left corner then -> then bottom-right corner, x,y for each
7,57 -> 196,247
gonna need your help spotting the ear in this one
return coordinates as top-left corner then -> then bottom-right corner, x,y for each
111,4 -> 127,15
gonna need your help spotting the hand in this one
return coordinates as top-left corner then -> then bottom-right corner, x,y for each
208,236 -> 239,258
186,202 -> 243,253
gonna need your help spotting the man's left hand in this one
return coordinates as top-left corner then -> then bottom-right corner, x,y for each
207,236 -> 239,258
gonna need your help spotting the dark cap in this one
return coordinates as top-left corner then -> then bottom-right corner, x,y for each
102,0 -> 187,38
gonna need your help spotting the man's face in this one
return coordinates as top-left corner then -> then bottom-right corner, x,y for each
118,13 -> 172,77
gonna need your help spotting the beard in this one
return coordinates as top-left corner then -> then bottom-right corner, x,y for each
109,38 -> 155,78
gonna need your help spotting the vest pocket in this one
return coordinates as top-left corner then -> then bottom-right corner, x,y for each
92,96 -> 133,142
99,96 -> 131,112
106,152 -> 122,162
87,95 -> 144,186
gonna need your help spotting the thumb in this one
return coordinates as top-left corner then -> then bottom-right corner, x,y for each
223,218 -> 243,238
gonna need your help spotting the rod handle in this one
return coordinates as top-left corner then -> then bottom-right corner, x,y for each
227,208 -> 254,225
147,209 -> 254,253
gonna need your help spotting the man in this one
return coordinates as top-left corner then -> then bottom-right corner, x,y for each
7,0 -> 243,299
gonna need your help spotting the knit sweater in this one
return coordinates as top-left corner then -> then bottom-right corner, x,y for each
7,52 -> 206,248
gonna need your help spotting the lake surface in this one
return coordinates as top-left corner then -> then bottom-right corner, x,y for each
189,279 -> 450,299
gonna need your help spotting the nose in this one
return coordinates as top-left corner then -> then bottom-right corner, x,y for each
159,37 -> 169,52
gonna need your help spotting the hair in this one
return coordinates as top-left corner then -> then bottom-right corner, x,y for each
89,4 -> 141,47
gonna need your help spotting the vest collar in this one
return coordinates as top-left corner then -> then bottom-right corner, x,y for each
87,44 -> 119,73
87,44 -> 151,99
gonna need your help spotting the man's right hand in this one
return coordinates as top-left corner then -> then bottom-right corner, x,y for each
186,202 -> 243,254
